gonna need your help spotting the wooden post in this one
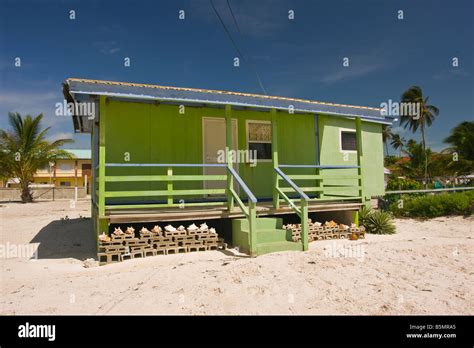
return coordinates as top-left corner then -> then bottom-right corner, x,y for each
97,96 -> 108,238
74,160 -> 78,203
314,114 -> 322,199
98,96 -> 106,217
74,160 -> 78,187
352,210 -> 359,227
167,167 -> 173,206
317,168 -> 324,199
225,105 -> 234,211
301,199 -> 309,251
355,117 -> 365,205
271,108 -> 279,208
317,116 -> 324,199
248,200 -> 257,256
90,124 -> 95,207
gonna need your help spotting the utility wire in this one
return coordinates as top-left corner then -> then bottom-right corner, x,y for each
210,0 -> 267,95
226,0 -> 241,34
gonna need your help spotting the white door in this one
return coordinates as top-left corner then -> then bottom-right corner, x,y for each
203,118 -> 238,193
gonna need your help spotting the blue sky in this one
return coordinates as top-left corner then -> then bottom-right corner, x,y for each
0,0 -> 472,152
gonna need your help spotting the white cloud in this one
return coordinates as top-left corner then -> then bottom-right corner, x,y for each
0,91 -> 57,105
321,63 -> 383,84
0,84 -> 87,149
433,68 -> 469,81
93,41 -> 121,55
47,131 -> 74,142
0,90 -> 65,128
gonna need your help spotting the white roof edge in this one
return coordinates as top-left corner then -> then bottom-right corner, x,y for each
70,90 -> 394,125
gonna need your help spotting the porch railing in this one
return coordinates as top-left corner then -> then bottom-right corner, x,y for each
274,164 -> 364,251
95,161 -> 362,255
274,167 -> 310,251
101,163 -> 229,210
227,167 -> 258,256
97,162 -> 259,255
276,164 -> 363,202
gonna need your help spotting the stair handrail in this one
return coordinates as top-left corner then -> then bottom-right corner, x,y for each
278,163 -> 363,201
227,167 -> 258,256
227,167 -> 257,205
275,167 -> 310,202
274,167 -> 309,251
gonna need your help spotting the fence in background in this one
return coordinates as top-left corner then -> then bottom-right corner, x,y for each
0,187 -> 87,201
385,187 -> 474,195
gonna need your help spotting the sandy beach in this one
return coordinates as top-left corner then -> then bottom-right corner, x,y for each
0,200 -> 472,315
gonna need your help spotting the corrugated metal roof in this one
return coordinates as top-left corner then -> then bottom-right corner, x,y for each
66,78 -> 394,132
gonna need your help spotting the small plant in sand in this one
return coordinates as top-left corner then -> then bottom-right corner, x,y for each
359,206 -> 396,235
358,206 -> 373,227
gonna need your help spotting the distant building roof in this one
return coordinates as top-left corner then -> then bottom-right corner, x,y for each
65,78 -> 395,133
63,149 -> 91,159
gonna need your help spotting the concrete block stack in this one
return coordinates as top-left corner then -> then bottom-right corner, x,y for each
97,223 -> 226,265
285,220 -> 366,243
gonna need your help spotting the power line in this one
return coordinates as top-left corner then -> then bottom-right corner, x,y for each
210,0 -> 267,95
226,0 -> 241,34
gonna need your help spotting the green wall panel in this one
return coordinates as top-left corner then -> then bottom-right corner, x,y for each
102,99 -> 383,204
318,115 -> 384,199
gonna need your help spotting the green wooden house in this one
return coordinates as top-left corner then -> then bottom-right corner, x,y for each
65,78 -> 394,256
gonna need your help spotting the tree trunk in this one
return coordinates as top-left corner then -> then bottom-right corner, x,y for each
20,181 -> 33,203
420,125 -> 428,188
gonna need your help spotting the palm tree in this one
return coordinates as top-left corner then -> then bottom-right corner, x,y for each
444,121 -> 474,161
399,139 -> 432,179
0,112 -> 73,202
400,86 -> 439,187
443,121 -> 474,175
382,125 -> 393,157
0,147 -> 11,187
390,133 -> 405,157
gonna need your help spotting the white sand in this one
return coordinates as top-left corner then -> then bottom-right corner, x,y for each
0,200 -> 472,315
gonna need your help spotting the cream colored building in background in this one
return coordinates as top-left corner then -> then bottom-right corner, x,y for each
5,149 -> 91,193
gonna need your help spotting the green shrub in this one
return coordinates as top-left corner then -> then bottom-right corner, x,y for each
358,205 -> 373,227
389,191 -> 474,218
358,207 -> 396,234
386,177 -> 422,191
385,178 -> 424,206
365,210 -> 396,235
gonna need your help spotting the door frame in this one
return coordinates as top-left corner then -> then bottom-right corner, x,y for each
202,116 -> 239,192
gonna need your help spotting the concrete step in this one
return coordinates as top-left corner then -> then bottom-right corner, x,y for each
241,228 -> 292,243
256,241 -> 302,255
234,217 -> 283,231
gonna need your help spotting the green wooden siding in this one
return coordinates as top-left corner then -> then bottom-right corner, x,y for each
318,114 -> 384,200
101,99 -> 383,203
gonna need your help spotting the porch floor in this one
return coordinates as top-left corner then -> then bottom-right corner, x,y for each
104,200 -> 363,223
